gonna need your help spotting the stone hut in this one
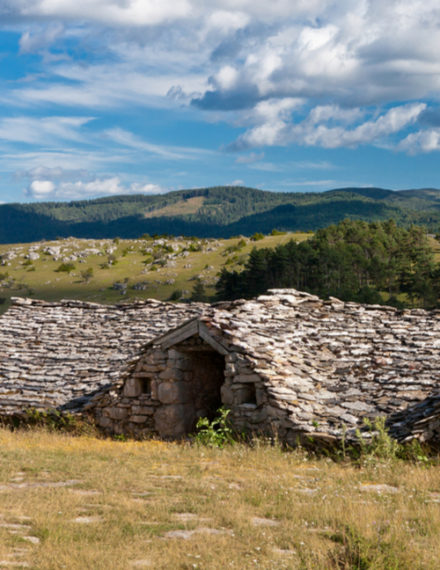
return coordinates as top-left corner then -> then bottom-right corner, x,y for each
93,289 -> 440,446
1,289 -> 440,446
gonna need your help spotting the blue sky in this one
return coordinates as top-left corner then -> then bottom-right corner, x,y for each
1,1 -> 440,203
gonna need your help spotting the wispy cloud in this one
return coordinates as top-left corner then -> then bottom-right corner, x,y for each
104,128 -> 213,160
0,116 -> 94,145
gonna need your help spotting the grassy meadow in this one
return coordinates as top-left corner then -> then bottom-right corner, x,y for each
0,429 -> 439,569
0,232 -> 308,314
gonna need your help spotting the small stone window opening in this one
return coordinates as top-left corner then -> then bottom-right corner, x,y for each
140,378 -> 151,395
241,383 -> 257,405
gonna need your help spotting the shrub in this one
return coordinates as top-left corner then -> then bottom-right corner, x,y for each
250,232 -> 264,241
168,289 -> 183,301
5,408 -> 97,436
80,267 -> 94,283
271,229 -> 287,236
188,243 -> 202,252
190,279 -> 207,302
55,262 -> 75,273
194,407 -> 235,448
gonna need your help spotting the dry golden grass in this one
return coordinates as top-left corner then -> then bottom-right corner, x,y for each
0,429 -> 439,569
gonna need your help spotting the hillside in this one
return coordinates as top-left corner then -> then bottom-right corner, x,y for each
0,232 -> 308,314
2,186 -> 440,243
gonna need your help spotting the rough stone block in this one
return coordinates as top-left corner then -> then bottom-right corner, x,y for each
177,359 -> 194,372
130,415 -> 148,424
154,404 -> 195,438
97,416 -> 113,428
108,407 -> 128,420
158,381 -> 191,404
221,385 -> 234,405
123,378 -> 140,398
131,405 -> 154,415
234,373 -> 261,384
159,368 -> 183,381
168,349 -> 181,360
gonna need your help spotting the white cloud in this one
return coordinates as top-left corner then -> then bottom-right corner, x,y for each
19,23 -> 64,54
26,174 -> 165,200
399,129 -> 440,153
1,0 -> 440,158
0,116 -> 93,145
104,128 -> 205,160
235,151 -> 264,164
233,102 -> 426,150
17,0 -> 192,27
29,179 -> 55,198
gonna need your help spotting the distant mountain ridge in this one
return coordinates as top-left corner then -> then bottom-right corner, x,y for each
1,185 -> 440,243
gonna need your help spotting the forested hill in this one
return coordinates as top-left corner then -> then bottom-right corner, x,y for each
2,185 -> 440,243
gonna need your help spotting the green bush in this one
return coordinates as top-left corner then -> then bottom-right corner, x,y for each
4,408 -> 97,436
55,262 -> 75,273
271,229 -> 287,235
168,289 -> 183,301
194,407 -> 235,448
80,267 -> 94,283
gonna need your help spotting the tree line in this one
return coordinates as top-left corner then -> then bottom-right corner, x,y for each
216,219 -> 440,308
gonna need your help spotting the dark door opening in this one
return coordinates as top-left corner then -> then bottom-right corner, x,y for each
184,349 -> 225,423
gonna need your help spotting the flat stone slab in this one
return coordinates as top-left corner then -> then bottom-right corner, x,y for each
359,483 -> 399,494
72,516 -> 103,524
251,517 -> 280,527
22,536 -> 40,545
0,479 -> 81,491
164,527 -> 232,539
172,513 -> 211,522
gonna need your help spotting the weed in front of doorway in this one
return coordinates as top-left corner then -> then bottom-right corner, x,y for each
193,407 -> 235,448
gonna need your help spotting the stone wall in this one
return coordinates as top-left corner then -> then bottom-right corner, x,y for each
93,335 -> 275,439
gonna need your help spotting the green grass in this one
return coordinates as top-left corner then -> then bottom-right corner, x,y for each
0,232 -> 309,313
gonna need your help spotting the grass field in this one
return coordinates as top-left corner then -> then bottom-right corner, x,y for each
0,232 -> 309,314
0,429 -> 439,569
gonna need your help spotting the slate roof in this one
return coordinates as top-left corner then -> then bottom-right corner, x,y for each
189,289 -> 440,441
0,297 -> 204,414
1,289 -> 440,444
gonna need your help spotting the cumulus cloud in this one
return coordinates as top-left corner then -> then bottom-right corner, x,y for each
231,102 -> 426,150
399,129 -> 440,154
10,0 -> 192,27
2,0 -> 440,163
